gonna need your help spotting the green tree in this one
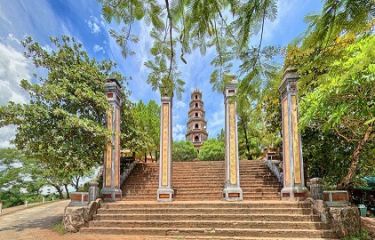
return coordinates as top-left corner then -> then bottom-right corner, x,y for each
172,141 -> 197,161
285,1 -> 375,188
299,36 -> 374,188
0,36 -> 123,190
0,148 -> 88,207
198,139 -> 225,161
130,100 -> 160,160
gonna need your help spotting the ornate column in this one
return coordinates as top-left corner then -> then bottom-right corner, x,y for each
279,68 -> 308,200
223,78 -> 243,201
101,79 -> 122,201
157,95 -> 174,201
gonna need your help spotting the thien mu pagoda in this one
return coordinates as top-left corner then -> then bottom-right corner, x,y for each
185,89 -> 208,150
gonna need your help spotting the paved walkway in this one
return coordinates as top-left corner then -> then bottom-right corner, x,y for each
0,200 -> 69,240
0,200 -> 162,240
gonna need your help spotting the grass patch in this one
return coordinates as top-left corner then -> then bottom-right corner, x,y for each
52,221 -> 65,235
342,230 -> 370,240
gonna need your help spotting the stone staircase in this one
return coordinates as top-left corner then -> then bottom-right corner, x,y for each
81,201 -> 337,239
122,160 -> 281,201
80,160 -> 337,239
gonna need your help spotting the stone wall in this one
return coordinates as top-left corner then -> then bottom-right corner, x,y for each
308,197 -> 361,238
63,198 -> 102,232
361,217 -> 375,238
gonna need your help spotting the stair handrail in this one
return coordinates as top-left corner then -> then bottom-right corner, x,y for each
263,151 -> 283,186
120,160 -> 137,186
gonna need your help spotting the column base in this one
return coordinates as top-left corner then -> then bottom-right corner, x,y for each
281,185 -> 308,201
223,185 -> 243,201
101,187 -> 122,202
157,187 -> 174,202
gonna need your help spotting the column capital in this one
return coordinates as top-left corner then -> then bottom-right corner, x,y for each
161,95 -> 173,102
105,78 -> 122,106
224,77 -> 238,98
279,67 -> 299,97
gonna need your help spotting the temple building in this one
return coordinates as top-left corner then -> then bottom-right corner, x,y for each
186,89 -> 208,149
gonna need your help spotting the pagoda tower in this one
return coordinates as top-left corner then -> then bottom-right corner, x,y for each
186,89 -> 208,149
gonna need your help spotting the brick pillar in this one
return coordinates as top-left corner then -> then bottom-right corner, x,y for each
279,68 -> 307,200
101,79 -> 122,201
223,78 -> 243,201
157,96 -> 174,201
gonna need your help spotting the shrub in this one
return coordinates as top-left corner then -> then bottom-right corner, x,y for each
172,141 -> 198,161
198,139 -> 225,161
342,230 -> 370,240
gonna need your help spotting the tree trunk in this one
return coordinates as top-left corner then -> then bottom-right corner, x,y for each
338,125 -> 373,189
51,185 -> 63,199
63,184 -> 70,199
72,176 -> 80,191
242,122 -> 251,160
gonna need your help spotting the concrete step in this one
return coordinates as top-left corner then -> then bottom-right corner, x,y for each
89,220 -> 329,230
98,207 -> 313,215
80,227 -> 336,238
123,192 -> 280,198
94,213 -> 320,222
104,202 -> 310,209
124,182 -> 280,187
122,196 -> 281,201
123,187 -> 280,193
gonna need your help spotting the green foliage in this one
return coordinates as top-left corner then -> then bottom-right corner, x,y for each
236,67 -> 282,160
100,0 -> 278,95
300,36 -> 374,131
172,141 -> 197,161
299,35 -> 374,187
52,222 -> 66,235
0,148 -> 75,207
0,36 -> 122,175
342,230 -> 370,240
198,139 -> 225,161
123,100 -> 160,160
286,0 -> 375,188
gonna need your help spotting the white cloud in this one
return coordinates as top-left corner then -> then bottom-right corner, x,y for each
42,44 -> 53,53
175,100 -> 186,109
0,41 -> 31,147
0,125 -> 16,148
7,33 -> 20,44
87,16 -> 101,34
173,123 -> 186,141
93,44 -> 105,54
207,104 -> 225,137
0,42 -> 30,104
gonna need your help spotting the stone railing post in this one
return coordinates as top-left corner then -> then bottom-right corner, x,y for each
223,77 -> 243,201
89,181 -> 99,202
157,95 -> 174,201
310,178 -> 323,200
101,79 -> 122,201
279,67 -> 308,200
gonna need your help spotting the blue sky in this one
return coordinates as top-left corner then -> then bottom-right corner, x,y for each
0,0 -> 323,147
